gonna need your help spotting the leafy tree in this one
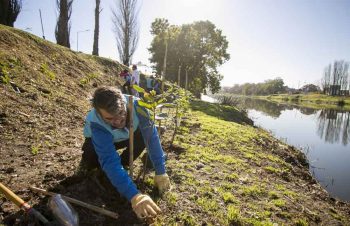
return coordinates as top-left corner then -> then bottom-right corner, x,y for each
55,0 -> 73,48
111,0 -> 139,66
149,19 -> 230,97
92,0 -> 102,56
0,0 -> 22,27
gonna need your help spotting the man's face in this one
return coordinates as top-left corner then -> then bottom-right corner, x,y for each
99,108 -> 127,129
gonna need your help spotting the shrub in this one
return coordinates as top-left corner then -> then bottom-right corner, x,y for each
217,95 -> 239,106
338,99 -> 345,106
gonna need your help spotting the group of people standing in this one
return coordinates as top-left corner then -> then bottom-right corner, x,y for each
119,65 -> 161,96
145,75 -> 161,94
119,64 -> 140,96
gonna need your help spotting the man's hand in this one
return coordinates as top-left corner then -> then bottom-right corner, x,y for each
131,194 -> 161,219
154,173 -> 171,194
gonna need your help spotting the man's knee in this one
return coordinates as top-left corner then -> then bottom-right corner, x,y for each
81,138 -> 100,170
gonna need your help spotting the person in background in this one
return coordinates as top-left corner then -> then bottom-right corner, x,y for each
131,65 -> 140,96
153,75 -> 162,94
146,75 -> 155,92
81,86 -> 171,219
120,69 -> 132,94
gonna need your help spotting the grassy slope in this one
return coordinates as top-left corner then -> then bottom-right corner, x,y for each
0,24 -> 125,220
152,101 -> 350,225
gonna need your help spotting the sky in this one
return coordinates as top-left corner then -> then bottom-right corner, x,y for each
15,0 -> 350,89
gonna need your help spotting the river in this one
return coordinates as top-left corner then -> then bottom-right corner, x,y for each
202,95 -> 350,202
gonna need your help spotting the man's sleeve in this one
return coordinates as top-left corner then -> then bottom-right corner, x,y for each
135,104 -> 166,175
90,122 -> 139,201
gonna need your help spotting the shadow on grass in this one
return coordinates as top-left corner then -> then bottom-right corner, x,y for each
190,100 -> 253,125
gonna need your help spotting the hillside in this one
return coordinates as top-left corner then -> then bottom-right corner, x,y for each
0,24 -> 125,224
1,25 -> 350,226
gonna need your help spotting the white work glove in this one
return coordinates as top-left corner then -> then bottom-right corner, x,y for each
131,194 -> 161,219
154,173 -> 171,194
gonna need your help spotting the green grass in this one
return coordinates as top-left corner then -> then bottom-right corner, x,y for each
190,100 -> 253,125
40,62 -> 55,80
221,192 -> 237,204
159,98 -> 349,225
294,218 -> 308,226
165,192 -> 178,206
226,205 -> 242,225
79,72 -> 99,86
272,199 -> 286,208
31,145 -> 40,155
264,166 -> 282,174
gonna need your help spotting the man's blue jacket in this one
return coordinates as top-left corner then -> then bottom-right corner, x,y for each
83,95 -> 166,201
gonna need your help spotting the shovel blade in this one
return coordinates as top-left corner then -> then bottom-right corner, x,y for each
48,194 -> 79,226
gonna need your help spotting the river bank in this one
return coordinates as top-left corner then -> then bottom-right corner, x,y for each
255,93 -> 350,111
154,100 -> 350,225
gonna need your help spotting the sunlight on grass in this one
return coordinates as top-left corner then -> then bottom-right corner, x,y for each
165,192 -> 178,206
241,185 -> 267,198
221,192 -> 237,204
226,205 -> 242,225
196,197 -> 219,213
272,199 -> 286,208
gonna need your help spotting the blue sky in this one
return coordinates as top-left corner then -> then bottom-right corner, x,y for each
15,0 -> 350,88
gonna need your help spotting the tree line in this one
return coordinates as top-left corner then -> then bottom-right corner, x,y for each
222,77 -> 285,96
222,60 -> 350,97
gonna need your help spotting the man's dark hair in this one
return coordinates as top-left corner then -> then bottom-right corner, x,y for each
92,86 -> 125,115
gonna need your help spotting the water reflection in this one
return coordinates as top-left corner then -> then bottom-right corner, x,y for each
235,97 -> 350,145
234,97 -> 291,118
317,110 -> 350,145
234,97 -> 319,117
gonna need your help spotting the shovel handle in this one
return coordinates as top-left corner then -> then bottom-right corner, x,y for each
0,183 -> 49,224
30,186 -> 119,219
0,182 -> 29,210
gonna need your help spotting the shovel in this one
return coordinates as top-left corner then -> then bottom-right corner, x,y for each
0,182 -> 79,226
0,182 -> 49,224
30,186 -> 118,219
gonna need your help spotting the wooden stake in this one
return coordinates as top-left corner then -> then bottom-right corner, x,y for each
30,186 -> 118,219
177,65 -> 181,86
128,95 -> 134,178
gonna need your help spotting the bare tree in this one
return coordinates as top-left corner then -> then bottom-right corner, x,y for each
0,0 -> 22,27
111,0 -> 139,66
55,0 -> 73,48
321,64 -> 331,93
323,60 -> 350,95
340,61 -> 349,91
92,0 -> 102,56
